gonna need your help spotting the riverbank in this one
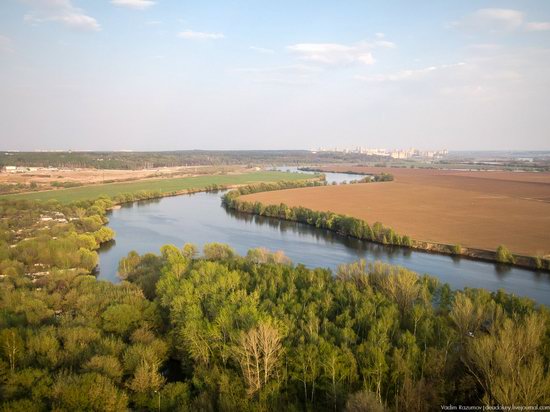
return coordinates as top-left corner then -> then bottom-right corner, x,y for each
224,183 -> 550,272
239,168 -> 550,257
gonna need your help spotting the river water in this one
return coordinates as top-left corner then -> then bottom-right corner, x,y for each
272,166 -> 366,184
97,172 -> 550,305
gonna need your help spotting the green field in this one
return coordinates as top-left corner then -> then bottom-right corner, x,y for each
1,171 -> 311,203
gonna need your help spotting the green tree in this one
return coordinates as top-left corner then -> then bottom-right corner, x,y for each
496,245 -> 515,264
52,372 -> 128,412
102,304 -> 142,336
465,313 -> 550,405
203,242 -> 235,260
0,329 -> 24,372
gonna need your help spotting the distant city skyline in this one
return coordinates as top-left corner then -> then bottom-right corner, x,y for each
1,1 -> 550,151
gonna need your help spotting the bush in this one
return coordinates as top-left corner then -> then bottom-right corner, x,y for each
496,245 -> 515,264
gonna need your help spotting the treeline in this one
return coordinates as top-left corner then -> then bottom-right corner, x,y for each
50,181 -> 83,188
1,181 -> 82,196
222,183 -> 550,270
0,182 -> 39,195
223,179 -> 326,199
109,184 -> 231,205
3,244 -> 546,410
0,151 -> 385,170
353,173 -> 394,184
222,182 -> 411,247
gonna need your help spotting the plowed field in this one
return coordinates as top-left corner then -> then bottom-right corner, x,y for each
241,167 -> 550,256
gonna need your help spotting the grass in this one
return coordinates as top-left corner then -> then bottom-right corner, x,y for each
1,171 -> 311,203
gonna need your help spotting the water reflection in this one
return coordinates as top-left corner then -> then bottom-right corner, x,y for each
272,166 -> 366,184
494,264 -> 513,278
98,187 -> 550,305
99,239 -> 116,252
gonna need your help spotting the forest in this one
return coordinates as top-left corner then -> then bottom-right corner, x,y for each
0,151 -> 382,170
1,193 -> 550,411
1,242 -> 550,410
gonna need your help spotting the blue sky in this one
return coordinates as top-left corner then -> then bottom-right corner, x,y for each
1,0 -> 549,151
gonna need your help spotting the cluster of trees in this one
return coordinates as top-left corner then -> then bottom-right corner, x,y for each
192,183 -> 230,194
108,185 -> 230,204
224,180 -> 326,200
0,198 -> 115,277
0,182 -> 40,195
0,269 -> 174,411
50,181 -> 83,189
496,245 -> 515,264
111,190 -> 163,204
223,183 -> 411,247
356,173 -> 394,183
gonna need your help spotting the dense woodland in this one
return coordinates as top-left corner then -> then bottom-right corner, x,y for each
1,191 -> 550,411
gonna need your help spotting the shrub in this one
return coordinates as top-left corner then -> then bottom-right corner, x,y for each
496,245 -> 515,264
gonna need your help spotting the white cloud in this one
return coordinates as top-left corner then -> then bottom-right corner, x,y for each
287,43 -> 375,65
356,63 -> 466,83
237,64 -> 320,76
21,0 -> 100,31
178,30 -> 225,40
0,35 -> 14,53
111,0 -> 156,10
287,37 -> 394,66
236,64 -> 321,85
525,21 -> 550,32
453,8 -> 550,33
373,40 -> 396,49
473,8 -> 524,30
354,46 -> 550,114
467,43 -> 502,51
250,46 -> 275,54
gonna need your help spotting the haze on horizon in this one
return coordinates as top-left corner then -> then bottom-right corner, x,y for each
1,0 -> 549,152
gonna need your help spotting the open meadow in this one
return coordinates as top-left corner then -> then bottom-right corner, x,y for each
241,167 -> 550,257
0,171 -> 309,203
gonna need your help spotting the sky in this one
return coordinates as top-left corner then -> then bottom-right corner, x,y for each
0,0 -> 549,151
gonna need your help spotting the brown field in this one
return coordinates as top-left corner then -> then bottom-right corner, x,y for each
0,165 -> 248,191
242,166 -> 550,257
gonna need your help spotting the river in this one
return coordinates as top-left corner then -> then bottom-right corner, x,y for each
97,172 -> 550,305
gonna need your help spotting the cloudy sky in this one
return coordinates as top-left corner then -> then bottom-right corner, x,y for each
0,0 -> 549,151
